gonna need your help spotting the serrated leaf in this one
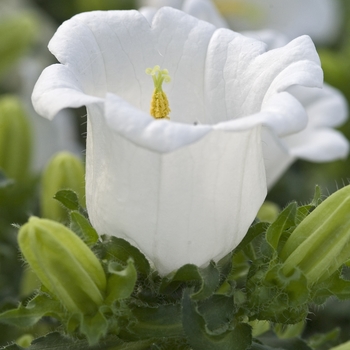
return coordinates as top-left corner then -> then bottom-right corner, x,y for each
79,310 -> 109,346
235,222 -> 267,252
160,262 -> 220,300
126,303 -> 183,340
249,342 -> 283,350
257,335 -> 312,350
100,237 -> 151,276
70,211 -> 98,246
105,259 -> 137,304
3,332 -> 155,350
54,189 -> 80,211
0,294 -> 63,328
0,344 -> 21,350
266,202 -> 297,252
197,295 -> 235,335
182,290 -> 252,350
308,328 -> 340,349
312,271 -> 350,304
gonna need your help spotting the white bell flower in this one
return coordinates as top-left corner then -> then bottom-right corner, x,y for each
32,8 -> 322,274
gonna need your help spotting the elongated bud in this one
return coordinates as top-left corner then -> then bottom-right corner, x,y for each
41,152 -> 85,221
18,217 -> 106,314
0,95 -> 31,182
0,13 -> 37,77
280,185 -> 350,284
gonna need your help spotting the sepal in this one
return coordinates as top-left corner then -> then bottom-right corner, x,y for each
105,260 -> 137,305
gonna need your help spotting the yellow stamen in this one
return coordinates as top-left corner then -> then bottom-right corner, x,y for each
146,65 -> 171,120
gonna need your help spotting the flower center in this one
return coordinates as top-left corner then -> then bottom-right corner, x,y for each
146,65 -> 171,120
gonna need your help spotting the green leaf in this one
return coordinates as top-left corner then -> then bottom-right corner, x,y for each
312,271 -> 350,304
100,237 -> 151,276
266,202 -> 297,252
0,170 -> 14,188
125,303 -> 184,340
247,263 -> 309,324
197,295 -> 235,335
0,293 -> 63,328
160,262 -> 220,300
235,222 -> 267,253
79,310 -> 109,346
70,211 -> 99,246
249,342 -> 283,350
0,332 -> 156,350
257,335 -> 312,350
54,189 -> 80,211
105,259 -> 137,304
308,328 -> 340,349
182,290 -> 252,350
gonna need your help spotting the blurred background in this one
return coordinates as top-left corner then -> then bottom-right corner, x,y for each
0,0 -> 350,348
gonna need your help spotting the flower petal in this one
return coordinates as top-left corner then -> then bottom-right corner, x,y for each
105,93 -> 212,153
214,91 -> 307,137
86,102 -> 266,275
288,128 -> 349,162
204,31 -> 322,124
32,64 -> 103,120
287,84 -> 348,128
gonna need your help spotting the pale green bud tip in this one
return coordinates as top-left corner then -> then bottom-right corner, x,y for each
15,334 -> 34,348
18,217 -> 106,314
281,185 -> 350,284
257,201 -> 280,223
0,95 -> 31,181
41,152 -> 85,221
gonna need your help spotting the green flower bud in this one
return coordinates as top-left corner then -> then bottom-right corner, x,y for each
0,95 -> 31,182
41,152 -> 85,221
18,217 -> 106,314
0,13 -> 37,78
257,201 -> 280,223
280,185 -> 350,284
330,341 -> 350,350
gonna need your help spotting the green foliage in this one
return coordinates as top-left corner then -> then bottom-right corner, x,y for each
3,186 -> 350,348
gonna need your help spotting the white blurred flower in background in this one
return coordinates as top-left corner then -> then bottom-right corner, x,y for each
139,0 -> 349,187
139,0 -> 343,45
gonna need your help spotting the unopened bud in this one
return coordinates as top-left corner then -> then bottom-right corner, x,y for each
41,152 -> 85,221
280,185 -> 350,284
18,217 -> 106,314
0,13 -> 37,77
0,95 -> 31,182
